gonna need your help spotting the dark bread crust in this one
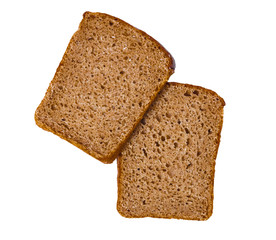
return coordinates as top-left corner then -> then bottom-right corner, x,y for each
35,12 -> 175,163
117,82 -> 225,220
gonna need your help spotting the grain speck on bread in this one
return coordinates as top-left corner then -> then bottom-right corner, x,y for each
117,83 -> 225,220
35,12 -> 175,163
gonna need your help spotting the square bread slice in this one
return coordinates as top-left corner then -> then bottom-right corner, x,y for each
117,83 -> 225,220
35,12 -> 175,163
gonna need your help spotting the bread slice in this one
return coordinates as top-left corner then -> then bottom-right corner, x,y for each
117,83 -> 225,220
35,12 -> 175,163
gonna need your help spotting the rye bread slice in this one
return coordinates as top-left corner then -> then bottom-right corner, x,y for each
117,83 -> 225,220
35,12 -> 175,163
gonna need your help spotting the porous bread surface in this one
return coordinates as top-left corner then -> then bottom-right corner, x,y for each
117,83 -> 225,220
35,12 -> 174,163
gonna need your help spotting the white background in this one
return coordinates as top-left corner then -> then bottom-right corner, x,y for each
0,0 -> 275,239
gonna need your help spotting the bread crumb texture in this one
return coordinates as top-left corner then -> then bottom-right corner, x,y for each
117,83 -> 225,220
35,12 -> 174,163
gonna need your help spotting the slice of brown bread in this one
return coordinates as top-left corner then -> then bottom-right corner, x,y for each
35,12 -> 175,163
117,83 -> 225,220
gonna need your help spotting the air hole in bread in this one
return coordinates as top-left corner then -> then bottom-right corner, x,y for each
156,115 -> 161,122
142,149 -> 148,157
51,105 -> 57,110
186,163 -> 192,169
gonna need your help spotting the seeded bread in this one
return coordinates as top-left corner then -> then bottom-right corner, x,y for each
117,83 -> 225,220
35,12 -> 175,163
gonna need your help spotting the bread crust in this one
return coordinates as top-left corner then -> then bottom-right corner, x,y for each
35,12 -> 175,163
117,82 -> 225,220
